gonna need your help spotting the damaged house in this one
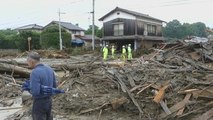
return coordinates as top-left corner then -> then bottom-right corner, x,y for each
99,7 -> 166,50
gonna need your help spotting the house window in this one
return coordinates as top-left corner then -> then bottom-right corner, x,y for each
72,31 -> 76,34
147,24 -> 156,35
113,23 -> 124,36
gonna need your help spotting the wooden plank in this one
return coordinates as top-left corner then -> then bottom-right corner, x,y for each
194,108 -> 213,120
153,84 -> 170,103
153,90 -> 171,115
178,89 -> 200,94
160,98 -> 190,118
137,83 -> 154,95
159,101 -> 172,115
178,101 -> 213,118
130,84 -> 143,92
127,74 -> 136,87
114,72 -> 143,119
176,94 -> 191,116
79,102 -> 110,115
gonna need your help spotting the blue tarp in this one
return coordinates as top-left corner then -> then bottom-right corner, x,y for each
71,39 -> 84,46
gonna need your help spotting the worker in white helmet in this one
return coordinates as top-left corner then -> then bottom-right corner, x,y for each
127,44 -> 132,60
103,45 -> 108,61
121,45 -> 126,61
111,45 -> 115,59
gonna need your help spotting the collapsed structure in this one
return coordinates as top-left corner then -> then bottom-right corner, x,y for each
0,38 -> 213,120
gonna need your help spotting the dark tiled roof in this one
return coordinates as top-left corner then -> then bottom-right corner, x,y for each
52,21 -> 85,31
99,7 -> 164,22
15,24 -> 43,30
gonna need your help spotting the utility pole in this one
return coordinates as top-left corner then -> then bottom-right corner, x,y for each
58,9 -> 65,50
92,0 -> 95,50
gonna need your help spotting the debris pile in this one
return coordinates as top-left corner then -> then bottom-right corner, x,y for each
0,39 -> 213,120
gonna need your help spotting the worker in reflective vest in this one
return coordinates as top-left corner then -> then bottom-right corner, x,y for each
111,45 -> 115,59
121,45 -> 126,61
127,44 -> 132,60
103,45 -> 108,61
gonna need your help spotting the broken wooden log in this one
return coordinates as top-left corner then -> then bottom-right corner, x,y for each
153,90 -> 171,115
113,72 -> 144,119
0,59 -> 27,66
153,84 -> 170,103
0,74 -> 22,85
193,108 -> 213,120
159,97 -> 191,118
137,83 -> 154,95
176,94 -> 191,116
0,63 -> 31,77
79,102 -> 110,115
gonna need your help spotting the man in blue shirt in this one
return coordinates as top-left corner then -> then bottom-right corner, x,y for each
27,52 -> 56,120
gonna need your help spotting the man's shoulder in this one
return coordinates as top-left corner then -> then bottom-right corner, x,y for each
33,64 -> 50,71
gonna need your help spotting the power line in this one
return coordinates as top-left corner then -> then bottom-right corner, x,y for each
151,0 -> 213,8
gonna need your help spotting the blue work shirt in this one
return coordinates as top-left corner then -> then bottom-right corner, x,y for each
30,64 -> 56,99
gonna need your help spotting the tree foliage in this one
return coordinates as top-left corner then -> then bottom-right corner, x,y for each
40,25 -> 71,49
85,25 -> 103,38
0,29 -> 41,51
163,19 -> 207,39
15,31 -> 41,51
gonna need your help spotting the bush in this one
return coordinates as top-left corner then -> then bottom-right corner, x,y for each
15,31 -> 41,51
41,25 -> 71,49
0,39 -> 17,49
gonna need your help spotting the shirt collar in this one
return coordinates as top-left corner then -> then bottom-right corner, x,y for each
35,63 -> 44,68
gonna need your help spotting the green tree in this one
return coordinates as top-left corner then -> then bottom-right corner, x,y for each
182,23 -> 193,37
40,25 -> 71,49
85,25 -> 103,38
191,22 -> 207,37
163,20 -> 207,39
0,29 -> 18,49
96,27 -> 103,38
14,31 -> 41,51
163,19 -> 183,39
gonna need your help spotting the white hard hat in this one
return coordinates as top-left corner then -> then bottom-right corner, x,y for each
112,45 -> 114,47
122,45 -> 125,47
106,45 -> 108,47
128,44 -> 131,46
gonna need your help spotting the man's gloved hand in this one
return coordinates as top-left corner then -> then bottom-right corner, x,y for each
22,79 -> 30,92
41,85 -> 65,95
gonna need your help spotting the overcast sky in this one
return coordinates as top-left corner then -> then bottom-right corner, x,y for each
0,0 -> 212,30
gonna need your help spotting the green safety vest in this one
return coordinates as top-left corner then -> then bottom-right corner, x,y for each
122,48 -> 126,54
128,47 -> 132,53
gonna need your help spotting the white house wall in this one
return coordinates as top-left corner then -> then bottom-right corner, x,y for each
137,17 -> 162,25
103,11 -> 136,23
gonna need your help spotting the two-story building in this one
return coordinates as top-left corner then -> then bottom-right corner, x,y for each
99,7 -> 165,50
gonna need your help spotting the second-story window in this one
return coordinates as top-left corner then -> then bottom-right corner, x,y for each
113,23 -> 124,36
147,24 -> 156,35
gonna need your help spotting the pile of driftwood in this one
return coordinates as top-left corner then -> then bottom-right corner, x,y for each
50,40 -> 213,120
1,40 -> 213,120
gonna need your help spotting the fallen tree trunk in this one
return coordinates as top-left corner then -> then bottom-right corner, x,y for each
0,59 -> 27,66
0,74 -> 22,84
0,63 -> 31,77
